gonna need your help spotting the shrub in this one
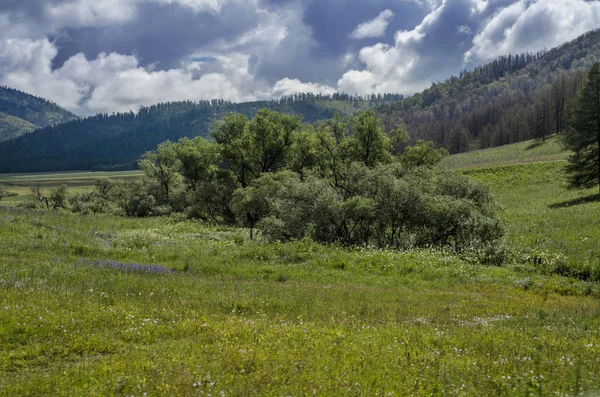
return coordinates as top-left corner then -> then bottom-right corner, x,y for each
49,185 -> 68,209
249,164 -> 504,253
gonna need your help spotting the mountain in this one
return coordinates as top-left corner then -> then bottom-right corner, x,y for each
3,28 -> 600,173
0,93 -> 402,173
0,86 -> 78,142
378,28 -> 600,153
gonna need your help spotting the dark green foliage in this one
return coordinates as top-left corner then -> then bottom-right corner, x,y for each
253,165 -> 503,251
231,171 -> 299,239
401,140 -> 449,169
175,137 -> 220,189
0,94 -> 400,173
346,110 -> 392,167
564,63 -> 600,192
0,85 -> 77,142
138,141 -> 182,203
213,109 -> 302,187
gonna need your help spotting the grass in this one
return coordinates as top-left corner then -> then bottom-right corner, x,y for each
464,161 -> 600,281
0,170 -> 142,203
1,137 -> 600,395
439,135 -> 570,170
1,209 -> 599,396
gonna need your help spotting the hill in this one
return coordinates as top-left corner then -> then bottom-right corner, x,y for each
379,29 -> 600,153
0,94 -> 401,173
0,86 -> 78,142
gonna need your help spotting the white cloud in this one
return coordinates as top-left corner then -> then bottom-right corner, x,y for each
0,35 -> 336,115
152,0 -> 228,13
45,0 -> 137,28
0,38 -> 267,114
465,0 -> 600,63
271,78 -> 336,97
350,9 -> 395,39
339,2 -> 446,95
458,25 -> 472,35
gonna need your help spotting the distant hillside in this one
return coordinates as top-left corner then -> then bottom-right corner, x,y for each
0,93 -> 402,173
379,29 -> 600,154
0,86 -> 78,142
4,28 -> 600,173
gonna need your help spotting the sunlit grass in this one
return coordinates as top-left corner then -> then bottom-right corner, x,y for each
439,136 -> 569,170
1,137 -> 600,395
464,161 -> 600,280
1,208 -> 599,396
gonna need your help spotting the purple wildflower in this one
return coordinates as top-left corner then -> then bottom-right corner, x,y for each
77,258 -> 174,274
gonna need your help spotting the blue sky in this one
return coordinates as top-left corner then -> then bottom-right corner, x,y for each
1,0 -> 599,115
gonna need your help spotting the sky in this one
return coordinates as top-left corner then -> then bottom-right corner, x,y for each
1,0 -> 600,116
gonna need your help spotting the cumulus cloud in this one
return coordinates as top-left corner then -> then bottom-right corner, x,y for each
338,1 -> 451,95
465,0 -> 600,63
271,78 -> 336,97
1,0 -> 600,116
0,37 -> 264,114
350,9 -> 395,40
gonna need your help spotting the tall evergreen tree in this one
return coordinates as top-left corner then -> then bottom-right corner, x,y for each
564,62 -> 600,193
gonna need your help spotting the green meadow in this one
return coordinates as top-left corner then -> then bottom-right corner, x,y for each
438,136 -> 569,170
0,170 -> 143,203
1,138 -> 600,396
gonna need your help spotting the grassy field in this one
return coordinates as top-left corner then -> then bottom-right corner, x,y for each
1,139 -> 600,396
0,170 -> 142,203
439,136 -> 569,170
464,162 -> 600,280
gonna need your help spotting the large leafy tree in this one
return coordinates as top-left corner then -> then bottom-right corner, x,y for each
138,141 -> 181,203
212,109 -> 301,188
565,62 -> 600,192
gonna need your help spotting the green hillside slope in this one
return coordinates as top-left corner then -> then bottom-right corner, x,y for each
439,135 -> 570,170
0,86 -> 78,142
439,137 -> 599,280
0,113 -> 39,141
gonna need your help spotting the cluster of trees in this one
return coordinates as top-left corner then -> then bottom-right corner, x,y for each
60,109 -> 504,254
0,93 -> 401,173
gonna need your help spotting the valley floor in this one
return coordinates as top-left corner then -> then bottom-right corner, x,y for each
1,139 -> 599,396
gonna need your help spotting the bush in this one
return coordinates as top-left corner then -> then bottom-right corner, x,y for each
247,164 -> 505,253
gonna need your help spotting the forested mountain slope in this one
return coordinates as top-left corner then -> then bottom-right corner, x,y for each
0,94 -> 402,173
3,28 -> 600,173
379,29 -> 600,153
0,86 -> 77,142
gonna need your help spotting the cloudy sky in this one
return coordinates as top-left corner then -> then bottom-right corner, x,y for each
1,0 -> 600,115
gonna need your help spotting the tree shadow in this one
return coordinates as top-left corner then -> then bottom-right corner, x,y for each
549,193 -> 600,209
525,140 -> 547,150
